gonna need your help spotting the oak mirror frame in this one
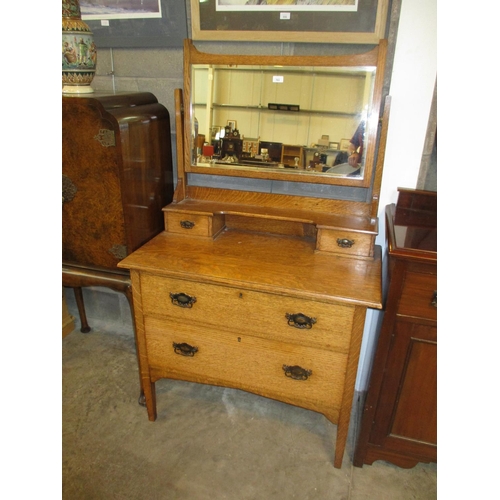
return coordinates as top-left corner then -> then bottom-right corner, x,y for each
183,39 -> 387,188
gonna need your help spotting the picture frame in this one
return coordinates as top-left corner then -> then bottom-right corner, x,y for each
329,142 -> 340,150
340,139 -> 352,151
227,120 -> 237,131
81,0 -> 187,48
190,0 -> 388,44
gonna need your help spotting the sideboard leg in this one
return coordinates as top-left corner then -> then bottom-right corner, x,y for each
73,287 -> 91,333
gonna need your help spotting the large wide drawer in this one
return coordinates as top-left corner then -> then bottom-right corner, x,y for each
140,273 -> 355,353
144,316 -> 347,416
397,270 -> 437,321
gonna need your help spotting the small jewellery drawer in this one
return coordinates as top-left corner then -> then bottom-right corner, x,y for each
164,210 -> 225,238
397,271 -> 437,321
140,274 -> 355,353
316,227 -> 375,258
144,316 -> 347,413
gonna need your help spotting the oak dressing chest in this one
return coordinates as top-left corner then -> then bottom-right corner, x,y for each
118,40 -> 390,467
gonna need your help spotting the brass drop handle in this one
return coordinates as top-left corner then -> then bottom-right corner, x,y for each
337,238 -> 355,248
173,342 -> 198,357
431,290 -> 437,308
283,365 -> 312,381
170,292 -> 197,308
285,313 -> 317,329
180,220 -> 195,229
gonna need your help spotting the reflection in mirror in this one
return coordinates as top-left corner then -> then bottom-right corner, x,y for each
191,63 -> 376,180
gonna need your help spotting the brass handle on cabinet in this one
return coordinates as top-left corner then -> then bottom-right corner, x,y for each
285,313 -> 317,329
431,290 -> 437,308
173,342 -> 198,357
283,365 -> 312,381
337,238 -> 355,248
180,220 -> 195,229
170,292 -> 197,308
62,175 -> 77,204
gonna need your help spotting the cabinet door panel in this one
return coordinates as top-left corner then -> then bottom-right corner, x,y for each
391,338 -> 437,443
62,100 -> 126,268
370,321 -> 437,448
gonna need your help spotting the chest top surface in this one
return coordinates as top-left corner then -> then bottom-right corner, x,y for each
118,228 -> 382,309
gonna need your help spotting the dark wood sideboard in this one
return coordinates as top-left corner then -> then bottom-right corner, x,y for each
62,92 -> 174,393
354,188 -> 437,468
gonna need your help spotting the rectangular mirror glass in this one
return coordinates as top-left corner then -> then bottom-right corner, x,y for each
191,63 -> 376,181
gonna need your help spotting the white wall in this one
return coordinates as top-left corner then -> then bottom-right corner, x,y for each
355,0 -> 437,390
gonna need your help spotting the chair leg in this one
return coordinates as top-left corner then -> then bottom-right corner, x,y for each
73,287 -> 91,333
63,265 -> 145,406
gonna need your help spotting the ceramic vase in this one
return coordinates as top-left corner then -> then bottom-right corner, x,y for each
62,0 -> 97,93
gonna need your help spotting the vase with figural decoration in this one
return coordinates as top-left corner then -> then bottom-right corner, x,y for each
62,0 -> 97,93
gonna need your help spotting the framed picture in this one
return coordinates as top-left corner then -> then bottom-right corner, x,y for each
81,0 -> 187,48
340,139 -> 352,151
190,0 -> 388,44
81,0 -> 162,20
243,139 -> 260,155
227,120 -> 237,131
329,142 -> 340,150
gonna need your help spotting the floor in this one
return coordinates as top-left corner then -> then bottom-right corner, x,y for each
63,286 -> 437,500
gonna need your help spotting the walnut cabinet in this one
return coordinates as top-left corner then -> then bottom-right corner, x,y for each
62,92 -> 174,335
